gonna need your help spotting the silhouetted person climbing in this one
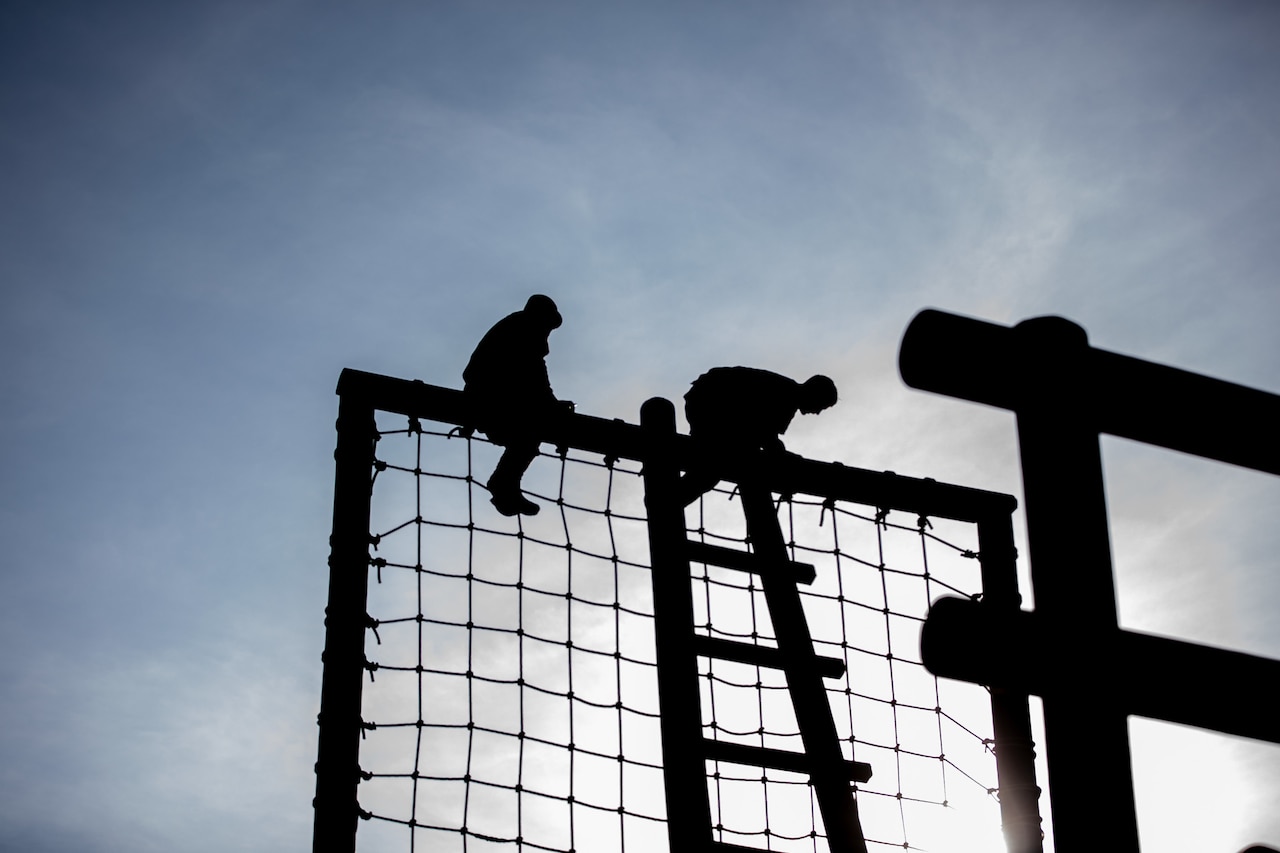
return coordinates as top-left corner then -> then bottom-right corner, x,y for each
678,366 -> 838,504
463,294 -> 573,516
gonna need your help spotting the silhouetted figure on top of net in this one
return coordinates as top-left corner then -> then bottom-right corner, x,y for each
463,294 -> 574,516
678,366 -> 838,505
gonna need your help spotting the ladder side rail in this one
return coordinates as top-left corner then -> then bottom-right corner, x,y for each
739,484 -> 870,853
640,398 -> 717,850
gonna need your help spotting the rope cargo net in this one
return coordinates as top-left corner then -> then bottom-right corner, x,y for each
352,414 -> 1005,853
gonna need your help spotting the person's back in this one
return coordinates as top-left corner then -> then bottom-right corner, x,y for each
463,310 -> 556,412
678,366 -> 837,504
685,366 -> 807,449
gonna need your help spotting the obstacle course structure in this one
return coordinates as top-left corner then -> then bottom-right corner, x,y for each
314,308 -> 1278,852
903,310 -> 1280,853
313,365 -> 1043,852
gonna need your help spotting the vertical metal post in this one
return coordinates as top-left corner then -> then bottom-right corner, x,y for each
314,390 -> 378,853
1012,317 -> 1139,852
975,511 -> 1043,853
640,397 -> 716,851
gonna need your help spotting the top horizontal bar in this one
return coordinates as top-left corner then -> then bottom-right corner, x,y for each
899,309 -> 1280,476
336,367 -> 1016,522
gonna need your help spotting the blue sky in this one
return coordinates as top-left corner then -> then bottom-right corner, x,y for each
1,2 -> 1278,851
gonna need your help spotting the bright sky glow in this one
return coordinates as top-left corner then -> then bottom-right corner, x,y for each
1,3 -> 1277,852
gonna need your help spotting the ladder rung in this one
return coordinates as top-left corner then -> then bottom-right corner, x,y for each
703,740 -> 873,783
692,635 -> 846,679
710,843 -> 780,853
685,541 -> 816,584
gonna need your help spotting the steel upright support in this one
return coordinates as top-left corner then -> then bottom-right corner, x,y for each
1007,317 -> 1140,852
898,308 -> 1280,853
641,397 -> 717,851
974,512 -> 1044,853
313,390 -> 378,853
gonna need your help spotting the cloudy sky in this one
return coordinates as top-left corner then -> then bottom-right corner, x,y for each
2,2 -> 1278,852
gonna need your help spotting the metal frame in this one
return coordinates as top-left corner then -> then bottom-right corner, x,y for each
902,309 -> 1280,853
313,367 -> 1045,853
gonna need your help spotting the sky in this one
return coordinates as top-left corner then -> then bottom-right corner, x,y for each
1,1 -> 1278,851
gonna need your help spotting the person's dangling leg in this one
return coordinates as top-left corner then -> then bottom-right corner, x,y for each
676,428 -> 743,507
486,439 -> 541,516
675,468 -> 721,507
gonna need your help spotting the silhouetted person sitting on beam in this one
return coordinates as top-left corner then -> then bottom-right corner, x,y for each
463,294 -> 573,516
678,367 -> 838,505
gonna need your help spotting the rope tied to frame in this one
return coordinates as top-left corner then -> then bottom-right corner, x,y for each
818,496 -> 836,527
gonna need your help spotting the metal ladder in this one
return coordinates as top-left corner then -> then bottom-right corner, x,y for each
641,399 -> 871,853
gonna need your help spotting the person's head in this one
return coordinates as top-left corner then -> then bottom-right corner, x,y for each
798,374 -> 837,414
523,294 -> 563,330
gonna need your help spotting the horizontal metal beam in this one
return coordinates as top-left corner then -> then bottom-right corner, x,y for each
899,309 -> 1280,475
922,596 -> 1280,745
712,843 -> 797,853
337,368 -> 1017,522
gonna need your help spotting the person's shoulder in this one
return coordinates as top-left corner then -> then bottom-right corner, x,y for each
493,309 -> 529,329
481,310 -> 542,341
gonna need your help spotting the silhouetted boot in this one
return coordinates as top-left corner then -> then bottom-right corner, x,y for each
488,486 -> 540,517
487,444 -> 540,516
